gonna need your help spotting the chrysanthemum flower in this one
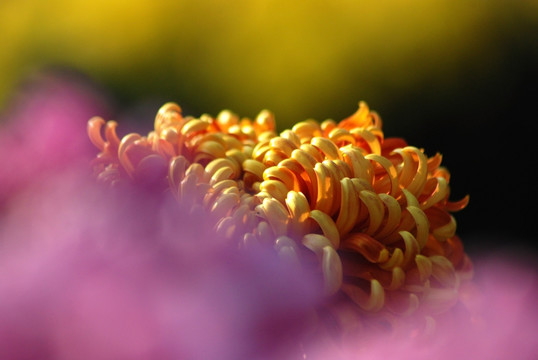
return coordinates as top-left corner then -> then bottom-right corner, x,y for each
88,101 -> 472,339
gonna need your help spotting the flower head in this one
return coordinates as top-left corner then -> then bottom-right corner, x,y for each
88,100 -> 472,339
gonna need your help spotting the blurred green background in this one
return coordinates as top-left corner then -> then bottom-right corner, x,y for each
1,0 -> 537,252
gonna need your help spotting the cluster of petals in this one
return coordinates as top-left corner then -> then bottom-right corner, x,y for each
88,101 -> 472,332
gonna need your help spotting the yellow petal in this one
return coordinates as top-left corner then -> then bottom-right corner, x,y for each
285,191 -> 311,237
322,246 -> 343,295
309,209 -> 340,249
342,279 -> 384,312
311,137 -> 341,160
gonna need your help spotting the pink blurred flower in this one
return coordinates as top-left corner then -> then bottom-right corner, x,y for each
0,169 -> 321,360
304,255 -> 538,360
0,69 -> 110,202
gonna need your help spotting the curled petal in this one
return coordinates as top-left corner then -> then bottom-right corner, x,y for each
350,128 -> 381,155
259,180 -> 289,205
291,149 -> 318,205
292,120 -> 322,143
321,119 -> 337,135
399,231 -> 420,269
226,149 -> 247,174
242,232 -> 259,249
210,192 -> 240,221
322,161 -> 345,216
280,129 -> 302,147
308,209 -> 340,249
204,180 -> 239,208
274,235 -> 301,267
181,118 -> 210,136
244,159 -> 266,181
255,221 -> 275,246
133,154 -> 167,184
407,206 -> 429,250
336,178 -> 360,236
365,153 -> 399,197
120,142 -> 154,178
285,191 -> 311,237
302,234 -> 333,257
425,206 -> 457,241
255,109 -> 276,133
374,194 -> 402,239
341,233 -> 389,263
118,134 -> 143,175
191,133 -> 227,152
180,172 -> 199,208
169,156 -> 190,195
338,101 -> 371,129
429,255 -> 458,288
433,214 -> 457,241
87,116 -> 106,150
420,177 -> 448,210
401,188 -> 420,208
379,248 -> 404,271
194,140 -> 226,162
204,158 -> 237,182
387,267 -> 406,291
427,152 -> 443,173
209,166 -> 234,186
322,246 -> 343,295
104,121 -> 121,150
329,128 -> 355,146
215,109 -> 239,132
161,127 -> 179,151
253,139 -> 271,161
313,162 -> 334,214
154,102 -> 182,134
221,134 -> 242,150
381,137 -> 408,155
358,190 -> 385,235
263,149 -> 288,167
152,137 -> 176,159
311,137 -> 341,160
185,163 -> 205,182
231,203 -> 250,225
270,136 -> 298,158
445,194 -> 470,212
263,166 -> 299,192
340,145 -> 373,183
393,146 -> 428,197
274,235 -> 297,251
415,254 -> 433,283
259,198 -> 290,237
350,177 -> 374,193
279,158 -> 312,202
215,216 -> 236,239
332,159 -> 352,179
342,279 -> 385,312
300,143 -> 324,162
257,131 -> 276,143
372,266 -> 406,291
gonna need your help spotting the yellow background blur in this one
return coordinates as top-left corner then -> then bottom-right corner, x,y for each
1,1 -> 535,124
1,0 -> 537,245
